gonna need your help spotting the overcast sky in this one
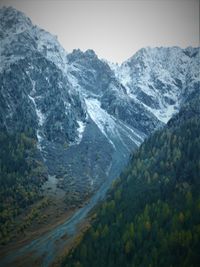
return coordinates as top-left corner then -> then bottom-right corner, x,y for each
0,0 -> 199,63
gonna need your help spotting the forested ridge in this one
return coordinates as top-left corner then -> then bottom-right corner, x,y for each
62,94 -> 200,267
0,129 -> 47,244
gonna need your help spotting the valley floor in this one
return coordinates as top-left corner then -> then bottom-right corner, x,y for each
0,179 -> 89,267
0,198 -> 92,267
0,150 -> 124,267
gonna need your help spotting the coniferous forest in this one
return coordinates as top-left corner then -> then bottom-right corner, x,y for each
62,93 -> 200,267
0,6 -> 199,267
0,129 -> 47,244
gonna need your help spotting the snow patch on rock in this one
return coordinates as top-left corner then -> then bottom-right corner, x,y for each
76,120 -> 86,144
85,98 -> 144,150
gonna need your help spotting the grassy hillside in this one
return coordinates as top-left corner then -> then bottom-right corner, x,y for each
62,95 -> 200,267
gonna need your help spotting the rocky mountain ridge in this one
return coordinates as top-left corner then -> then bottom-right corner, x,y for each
0,6 -> 199,205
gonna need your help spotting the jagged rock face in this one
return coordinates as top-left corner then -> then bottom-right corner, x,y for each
0,55 -> 85,144
0,7 -> 89,198
0,7 -> 199,204
0,6 -> 32,37
109,46 -> 200,123
0,7 -> 68,72
66,46 -> 199,135
66,50 -> 163,135
67,49 -> 114,96
0,7 -> 86,146
100,81 -> 162,135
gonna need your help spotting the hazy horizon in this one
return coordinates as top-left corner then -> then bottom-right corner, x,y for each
0,0 -> 199,63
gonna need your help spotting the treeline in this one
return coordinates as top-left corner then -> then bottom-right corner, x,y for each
0,129 -> 47,244
62,96 -> 200,267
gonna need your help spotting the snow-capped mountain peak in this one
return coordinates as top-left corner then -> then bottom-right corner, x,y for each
106,46 -> 200,123
0,6 -> 199,211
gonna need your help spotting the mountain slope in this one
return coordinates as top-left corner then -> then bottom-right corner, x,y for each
0,130 -> 48,244
0,6 -> 148,207
0,6 -> 199,250
66,49 -> 163,136
62,92 -> 200,267
108,46 -> 200,123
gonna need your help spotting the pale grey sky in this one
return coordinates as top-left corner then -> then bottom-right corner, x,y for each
0,0 -> 199,63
